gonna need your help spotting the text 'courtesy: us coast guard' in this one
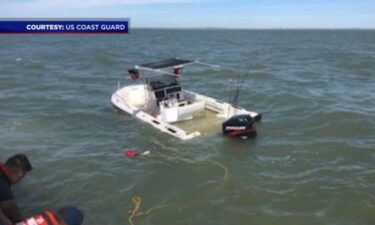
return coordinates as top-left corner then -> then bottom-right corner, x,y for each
0,18 -> 130,34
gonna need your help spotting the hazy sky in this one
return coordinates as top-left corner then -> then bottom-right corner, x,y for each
1,0 -> 374,28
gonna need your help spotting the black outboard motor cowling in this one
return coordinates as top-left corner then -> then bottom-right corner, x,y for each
222,114 -> 257,138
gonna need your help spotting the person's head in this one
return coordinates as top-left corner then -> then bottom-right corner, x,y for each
56,207 -> 84,225
5,154 -> 32,184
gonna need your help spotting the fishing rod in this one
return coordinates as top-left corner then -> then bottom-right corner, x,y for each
230,52 -> 261,107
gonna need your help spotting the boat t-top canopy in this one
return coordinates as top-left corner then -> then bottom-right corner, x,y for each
139,58 -> 194,69
134,58 -> 220,75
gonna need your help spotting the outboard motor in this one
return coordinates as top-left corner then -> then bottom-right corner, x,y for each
222,114 -> 257,138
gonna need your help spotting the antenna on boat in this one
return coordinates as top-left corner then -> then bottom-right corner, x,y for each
230,52 -> 260,107
194,60 -> 221,69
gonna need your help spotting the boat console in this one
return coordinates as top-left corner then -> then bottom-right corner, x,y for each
147,75 -> 183,104
147,75 -> 205,123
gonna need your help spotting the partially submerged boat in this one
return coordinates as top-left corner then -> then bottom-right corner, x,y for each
111,58 -> 261,140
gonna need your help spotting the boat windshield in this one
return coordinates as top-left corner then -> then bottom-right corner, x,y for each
146,75 -> 179,90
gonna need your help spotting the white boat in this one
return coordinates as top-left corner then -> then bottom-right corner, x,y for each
111,58 -> 261,140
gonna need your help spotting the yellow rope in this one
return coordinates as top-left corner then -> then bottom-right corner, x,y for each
148,152 -> 229,189
128,196 -> 176,225
136,203 -> 174,216
127,151 -> 230,225
128,196 -> 141,225
206,159 -> 229,190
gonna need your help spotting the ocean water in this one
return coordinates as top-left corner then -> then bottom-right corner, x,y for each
0,29 -> 374,225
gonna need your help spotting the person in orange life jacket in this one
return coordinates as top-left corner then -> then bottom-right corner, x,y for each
15,207 -> 84,225
0,207 -> 83,225
0,154 -> 33,223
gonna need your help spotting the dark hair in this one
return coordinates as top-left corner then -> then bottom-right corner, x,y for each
6,154 -> 33,172
57,207 -> 84,225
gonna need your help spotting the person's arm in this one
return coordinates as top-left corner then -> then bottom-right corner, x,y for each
0,200 -> 24,223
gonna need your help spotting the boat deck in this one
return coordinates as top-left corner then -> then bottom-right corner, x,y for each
173,108 -> 225,135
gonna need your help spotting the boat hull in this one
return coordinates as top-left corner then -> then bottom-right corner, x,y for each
111,85 -> 261,140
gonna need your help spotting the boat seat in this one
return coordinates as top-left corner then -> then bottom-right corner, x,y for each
160,101 -> 205,123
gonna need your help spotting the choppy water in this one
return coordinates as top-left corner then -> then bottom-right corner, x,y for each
1,29 -> 375,225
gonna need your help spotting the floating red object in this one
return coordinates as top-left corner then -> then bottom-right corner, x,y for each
124,151 -> 139,157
